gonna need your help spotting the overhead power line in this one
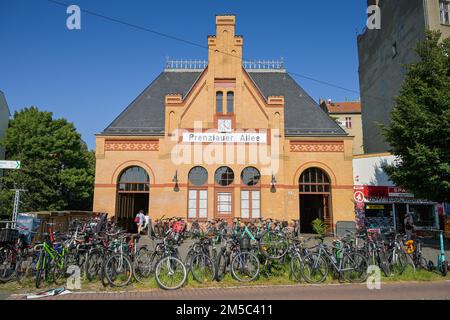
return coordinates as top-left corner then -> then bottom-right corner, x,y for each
47,0 -> 389,101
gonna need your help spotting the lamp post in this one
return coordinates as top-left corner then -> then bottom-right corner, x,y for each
173,170 -> 180,192
270,174 -> 277,193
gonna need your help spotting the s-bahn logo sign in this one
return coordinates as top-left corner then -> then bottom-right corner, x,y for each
354,191 -> 365,203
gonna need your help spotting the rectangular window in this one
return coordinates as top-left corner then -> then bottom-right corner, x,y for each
217,192 -> 232,215
440,1 -> 450,25
345,117 -> 352,129
188,189 -> 208,219
241,190 -> 260,219
227,92 -> 234,113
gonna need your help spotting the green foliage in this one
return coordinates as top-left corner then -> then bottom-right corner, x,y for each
312,218 -> 325,238
0,107 -> 95,216
381,31 -> 450,203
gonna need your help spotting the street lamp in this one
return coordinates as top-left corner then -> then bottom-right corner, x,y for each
172,170 -> 179,192
270,173 -> 277,193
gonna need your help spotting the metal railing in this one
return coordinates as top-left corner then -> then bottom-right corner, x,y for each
164,58 -> 285,71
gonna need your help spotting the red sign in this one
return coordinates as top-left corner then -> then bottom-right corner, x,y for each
356,185 -> 414,198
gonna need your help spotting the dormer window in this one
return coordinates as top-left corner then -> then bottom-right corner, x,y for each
216,91 -> 223,113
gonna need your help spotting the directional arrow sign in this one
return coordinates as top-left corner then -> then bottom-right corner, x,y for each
0,160 -> 21,169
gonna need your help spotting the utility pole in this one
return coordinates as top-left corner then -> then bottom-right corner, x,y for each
10,188 -> 26,228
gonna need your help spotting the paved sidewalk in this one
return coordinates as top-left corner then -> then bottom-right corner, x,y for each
7,281 -> 450,300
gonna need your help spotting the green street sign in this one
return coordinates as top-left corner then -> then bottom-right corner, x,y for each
0,160 -> 21,169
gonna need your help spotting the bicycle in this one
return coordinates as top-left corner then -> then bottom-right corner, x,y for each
302,238 -> 368,284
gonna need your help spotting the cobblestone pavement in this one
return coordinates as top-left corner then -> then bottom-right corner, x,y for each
6,281 -> 450,300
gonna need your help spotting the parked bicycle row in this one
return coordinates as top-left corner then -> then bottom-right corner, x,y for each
0,215 -> 447,291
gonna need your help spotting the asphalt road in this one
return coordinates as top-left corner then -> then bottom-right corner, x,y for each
5,281 -> 450,300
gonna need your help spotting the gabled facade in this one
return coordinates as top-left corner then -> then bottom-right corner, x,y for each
321,100 -> 364,155
93,15 -> 355,233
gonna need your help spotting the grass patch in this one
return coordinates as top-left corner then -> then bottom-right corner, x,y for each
1,263 -> 449,294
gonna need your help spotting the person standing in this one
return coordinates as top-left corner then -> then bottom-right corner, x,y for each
134,210 -> 145,234
143,212 -> 152,236
404,212 -> 415,240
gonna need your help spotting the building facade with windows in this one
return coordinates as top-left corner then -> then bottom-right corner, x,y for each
321,100 -> 364,155
353,153 -> 439,233
93,16 -> 355,233
358,0 -> 450,153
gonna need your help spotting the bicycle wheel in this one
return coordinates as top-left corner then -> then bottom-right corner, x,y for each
378,251 -> 391,277
104,254 -> 133,287
215,249 -> 228,281
133,249 -> 153,284
301,253 -> 328,284
34,251 -> 47,289
155,256 -> 187,290
230,252 -> 260,282
85,250 -> 104,281
388,250 -> 408,275
259,231 -> 288,259
289,254 -> 304,282
0,246 -> 17,283
190,253 -> 215,283
341,252 -> 368,283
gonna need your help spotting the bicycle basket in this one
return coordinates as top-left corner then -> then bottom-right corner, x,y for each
0,228 -> 19,244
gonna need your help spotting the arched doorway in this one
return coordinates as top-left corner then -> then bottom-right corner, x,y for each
299,167 -> 332,234
116,166 -> 150,232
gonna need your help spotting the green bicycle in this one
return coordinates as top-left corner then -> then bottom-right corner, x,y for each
35,226 -> 70,288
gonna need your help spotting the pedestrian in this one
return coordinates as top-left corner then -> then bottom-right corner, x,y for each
404,212 -> 415,240
134,210 -> 146,234
143,211 -> 152,236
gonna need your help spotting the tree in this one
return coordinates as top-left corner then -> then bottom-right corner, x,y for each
382,30 -> 450,203
0,107 -> 95,217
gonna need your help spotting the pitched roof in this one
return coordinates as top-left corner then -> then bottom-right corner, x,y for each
102,70 -> 346,136
325,101 -> 361,114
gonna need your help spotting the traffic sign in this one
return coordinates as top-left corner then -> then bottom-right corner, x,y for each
0,160 -> 21,169
354,191 -> 365,203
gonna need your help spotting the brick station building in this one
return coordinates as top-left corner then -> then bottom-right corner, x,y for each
93,15 -> 355,233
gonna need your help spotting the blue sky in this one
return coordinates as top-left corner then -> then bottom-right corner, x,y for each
0,0 -> 368,149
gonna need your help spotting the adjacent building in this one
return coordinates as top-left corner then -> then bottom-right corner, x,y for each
357,0 -> 450,153
321,100 -> 364,155
93,15 -> 355,233
353,153 -> 439,233
0,91 -> 11,176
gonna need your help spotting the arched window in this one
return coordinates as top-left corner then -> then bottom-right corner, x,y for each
188,166 -> 208,186
216,91 -> 223,113
241,167 -> 261,219
241,167 -> 261,186
299,167 -> 330,193
227,92 -> 234,113
215,167 -> 234,218
118,166 -> 149,192
188,167 -> 208,219
215,166 -> 234,186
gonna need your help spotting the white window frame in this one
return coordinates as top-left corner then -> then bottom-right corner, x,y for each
241,190 -> 261,219
188,189 -> 208,219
